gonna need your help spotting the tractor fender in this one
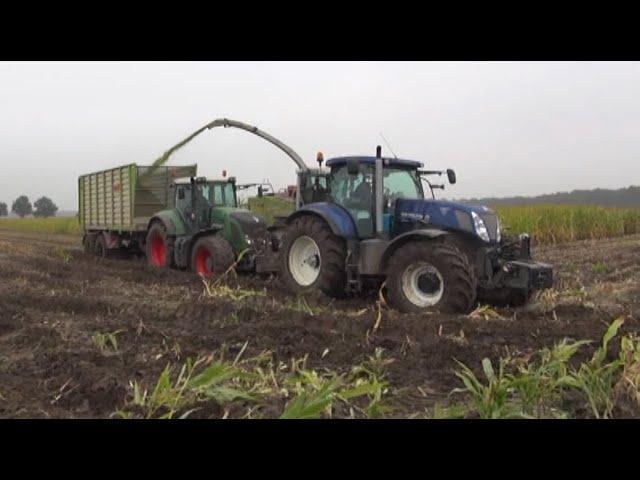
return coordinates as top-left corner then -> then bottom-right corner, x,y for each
286,203 -> 358,239
147,210 -> 186,236
380,228 -> 450,271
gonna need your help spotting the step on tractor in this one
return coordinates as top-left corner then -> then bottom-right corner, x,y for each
79,164 -> 270,277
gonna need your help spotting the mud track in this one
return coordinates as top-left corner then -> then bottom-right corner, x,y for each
1,228 -> 639,418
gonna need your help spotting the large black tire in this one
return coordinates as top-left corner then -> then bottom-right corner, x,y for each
190,234 -> 235,278
145,222 -> 173,268
385,241 -> 476,314
280,215 -> 347,298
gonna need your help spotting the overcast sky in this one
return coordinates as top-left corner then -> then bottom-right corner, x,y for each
1,61 -> 639,210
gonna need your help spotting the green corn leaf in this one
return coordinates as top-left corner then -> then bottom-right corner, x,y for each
339,381 -> 383,400
205,387 -> 255,403
482,358 -> 495,381
188,362 -> 238,389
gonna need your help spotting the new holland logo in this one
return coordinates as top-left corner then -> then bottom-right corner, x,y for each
401,212 -> 430,222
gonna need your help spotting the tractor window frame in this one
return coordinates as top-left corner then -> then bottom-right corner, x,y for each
329,164 -> 375,238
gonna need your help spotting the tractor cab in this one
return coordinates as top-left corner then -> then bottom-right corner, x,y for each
172,176 -> 238,230
321,154 -> 503,245
323,156 -> 429,239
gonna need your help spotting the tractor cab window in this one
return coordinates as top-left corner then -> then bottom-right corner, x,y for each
196,184 -> 211,206
330,164 -> 375,238
211,183 -> 237,207
383,167 -> 423,212
176,185 -> 191,212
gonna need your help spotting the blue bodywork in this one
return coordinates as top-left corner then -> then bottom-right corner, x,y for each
394,198 -> 497,242
288,202 -> 358,238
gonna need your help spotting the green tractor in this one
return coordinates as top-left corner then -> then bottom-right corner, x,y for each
146,174 -> 270,276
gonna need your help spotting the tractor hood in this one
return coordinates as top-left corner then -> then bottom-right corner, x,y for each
394,198 -> 500,243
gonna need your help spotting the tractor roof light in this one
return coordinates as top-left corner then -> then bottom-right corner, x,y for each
471,211 -> 490,242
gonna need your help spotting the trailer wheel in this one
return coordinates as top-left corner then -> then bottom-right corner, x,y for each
280,215 -> 347,297
94,234 -> 109,259
83,233 -> 97,255
190,234 -> 235,278
146,222 -> 172,268
386,241 -> 476,314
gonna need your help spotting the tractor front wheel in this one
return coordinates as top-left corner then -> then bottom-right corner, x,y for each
190,234 -> 235,278
385,241 -> 476,314
280,215 -> 347,297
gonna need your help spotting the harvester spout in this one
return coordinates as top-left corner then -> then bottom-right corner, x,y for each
150,117 -> 309,172
205,118 -> 309,172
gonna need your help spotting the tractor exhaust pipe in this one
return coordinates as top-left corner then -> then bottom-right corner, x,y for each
375,145 -> 384,235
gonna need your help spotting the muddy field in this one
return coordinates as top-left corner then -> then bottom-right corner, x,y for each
1,228 -> 639,418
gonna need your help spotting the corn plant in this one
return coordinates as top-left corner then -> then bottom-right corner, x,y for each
570,318 -> 625,418
53,245 -> 72,263
452,357 -> 525,419
280,374 -> 344,419
508,339 -> 589,418
280,350 -> 393,419
91,330 -> 124,354
131,358 -> 200,419
618,334 -> 640,408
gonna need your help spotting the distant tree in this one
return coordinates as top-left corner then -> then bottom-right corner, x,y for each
33,196 -> 58,218
0,202 -> 7,217
11,196 -> 32,218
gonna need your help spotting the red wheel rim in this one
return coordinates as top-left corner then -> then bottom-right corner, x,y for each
150,234 -> 166,266
195,247 -> 214,276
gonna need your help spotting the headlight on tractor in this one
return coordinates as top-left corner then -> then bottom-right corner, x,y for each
496,217 -> 502,243
471,211 -> 490,242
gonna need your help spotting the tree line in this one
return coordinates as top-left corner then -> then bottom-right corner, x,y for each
460,185 -> 640,208
0,196 -> 58,218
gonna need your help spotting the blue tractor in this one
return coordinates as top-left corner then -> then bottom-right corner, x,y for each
276,146 -> 554,313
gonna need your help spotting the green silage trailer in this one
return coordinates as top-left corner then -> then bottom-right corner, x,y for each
78,164 -> 197,234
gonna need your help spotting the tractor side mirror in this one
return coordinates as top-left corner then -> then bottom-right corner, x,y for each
178,187 -> 185,200
447,169 -> 457,184
347,159 -> 360,175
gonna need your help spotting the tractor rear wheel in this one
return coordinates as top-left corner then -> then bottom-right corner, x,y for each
385,241 -> 476,314
280,215 -> 347,297
146,222 -> 172,268
190,234 -> 235,278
